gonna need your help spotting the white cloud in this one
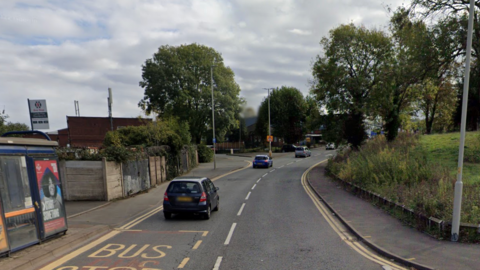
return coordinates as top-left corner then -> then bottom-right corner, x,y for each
289,29 -> 312,36
0,0 -> 405,131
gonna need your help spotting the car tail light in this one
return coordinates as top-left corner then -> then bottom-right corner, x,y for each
200,192 -> 207,202
164,192 -> 169,201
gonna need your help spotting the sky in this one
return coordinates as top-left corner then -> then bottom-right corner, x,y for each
1,0 -> 406,132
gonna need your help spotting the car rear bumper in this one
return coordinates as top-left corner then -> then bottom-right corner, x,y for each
163,202 -> 208,213
253,163 -> 269,167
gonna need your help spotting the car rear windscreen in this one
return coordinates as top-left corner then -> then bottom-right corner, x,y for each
296,147 -> 304,150
167,182 -> 202,194
255,156 -> 268,160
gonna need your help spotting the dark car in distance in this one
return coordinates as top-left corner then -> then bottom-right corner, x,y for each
163,176 -> 219,220
281,144 -> 297,152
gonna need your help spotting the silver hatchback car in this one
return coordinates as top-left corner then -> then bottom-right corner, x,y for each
295,146 -> 311,158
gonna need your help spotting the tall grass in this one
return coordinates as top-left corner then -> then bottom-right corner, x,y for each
328,133 -> 480,223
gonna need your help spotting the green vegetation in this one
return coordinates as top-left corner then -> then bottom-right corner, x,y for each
138,43 -> 244,144
328,132 -> 480,224
419,132 -> 480,184
197,144 -> 213,163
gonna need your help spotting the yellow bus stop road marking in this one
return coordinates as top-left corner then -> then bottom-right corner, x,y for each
192,240 -> 202,250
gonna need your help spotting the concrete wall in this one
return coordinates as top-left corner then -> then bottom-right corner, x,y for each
60,152 -> 193,201
59,160 -> 105,201
103,158 -> 123,201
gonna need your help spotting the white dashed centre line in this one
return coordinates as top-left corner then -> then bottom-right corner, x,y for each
245,192 -> 251,200
252,184 -> 256,190
257,178 -> 261,183
287,162 -> 293,165
213,256 -> 223,270
224,223 -> 237,245
279,165 -> 284,168
262,173 -> 268,177
270,169 -> 275,172
237,203 -> 246,216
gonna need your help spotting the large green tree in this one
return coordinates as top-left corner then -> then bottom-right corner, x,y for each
410,0 -> 480,130
138,43 -> 244,144
311,24 -> 392,148
256,86 -> 306,144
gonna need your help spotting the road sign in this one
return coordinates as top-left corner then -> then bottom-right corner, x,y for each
306,137 -> 311,142
28,99 -> 50,130
213,138 -> 216,143
267,136 -> 273,142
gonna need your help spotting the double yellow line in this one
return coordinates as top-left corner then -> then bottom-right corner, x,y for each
301,160 -> 406,270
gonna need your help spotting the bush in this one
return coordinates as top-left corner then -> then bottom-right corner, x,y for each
197,144 -> 213,163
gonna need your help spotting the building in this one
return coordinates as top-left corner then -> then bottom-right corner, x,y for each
24,116 -> 151,148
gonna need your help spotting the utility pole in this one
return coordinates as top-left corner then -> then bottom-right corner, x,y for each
239,117 -> 241,152
263,88 -> 272,158
211,64 -> 216,169
451,0 -> 475,242
108,88 -> 113,131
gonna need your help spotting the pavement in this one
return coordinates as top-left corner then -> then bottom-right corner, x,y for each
2,151 -> 479,270
307,162 -> 480,270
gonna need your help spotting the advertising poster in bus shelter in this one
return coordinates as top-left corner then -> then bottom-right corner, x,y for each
34,159 -> 67,237
0,199 -> 9,253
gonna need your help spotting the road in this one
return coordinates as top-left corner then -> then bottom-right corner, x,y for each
37,149 -> 405,270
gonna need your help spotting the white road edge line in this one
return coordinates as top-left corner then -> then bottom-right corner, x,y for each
224,223 -> 237,245
245,192 -> 251,200
252,184 -> 256,190
213,256 -> 223,270
237,203 -> 246,216
262,173 -> 268,177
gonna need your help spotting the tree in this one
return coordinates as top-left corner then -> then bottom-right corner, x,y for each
256,86 -> 306,144
412,79 -> 458,133
311,24 -> 392,148
410,0 -> 480,130
0,112 -> 29,135
138,43 -> 244,144
304,95 -> 322,134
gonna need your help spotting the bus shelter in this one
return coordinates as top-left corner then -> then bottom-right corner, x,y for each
0,131 -> 67,255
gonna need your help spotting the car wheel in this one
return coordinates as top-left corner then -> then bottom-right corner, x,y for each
164,212 -> 172,220
214,199 -> 219,211
204,206 -> 211,219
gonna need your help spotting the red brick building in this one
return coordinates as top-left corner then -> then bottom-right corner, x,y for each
24,116 -> 151,148
65,116 -> 151,148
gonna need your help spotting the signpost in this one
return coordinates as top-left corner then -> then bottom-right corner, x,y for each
28,99 -> 50,130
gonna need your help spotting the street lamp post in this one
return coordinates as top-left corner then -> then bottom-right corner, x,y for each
211,64 -> 216,170
451,0 -> 475,242
263,88 -> 272,158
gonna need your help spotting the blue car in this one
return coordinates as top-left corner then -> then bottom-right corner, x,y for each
253,155 -> 273,168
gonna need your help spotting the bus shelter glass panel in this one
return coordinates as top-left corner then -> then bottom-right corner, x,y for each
34,159 -> 67,238
0,156 -> 38,250
0,199 -> 9,254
